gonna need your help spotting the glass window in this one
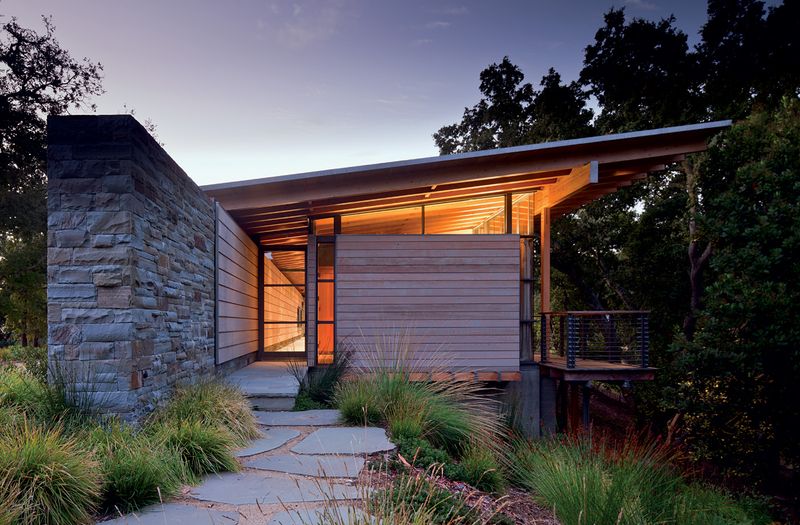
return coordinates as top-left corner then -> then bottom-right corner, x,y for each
317,324 -> 334,364
317,243 -> 334,280
424,195 -> 506,234
341,206 -> 422,235
317,282 -> 334,322
511,193 -> 535,235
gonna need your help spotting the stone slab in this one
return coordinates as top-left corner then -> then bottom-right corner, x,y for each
190,472 -> 359,505
245,454 -> 365,478
98,502 -> 238,524
235,428 -> 301,457
291,427 -> 394,455
228,361 -> 305,397
254,409 -> 341,427
267,506 -> 373,525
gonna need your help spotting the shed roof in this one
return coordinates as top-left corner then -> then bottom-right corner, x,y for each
202,120 -> 730,245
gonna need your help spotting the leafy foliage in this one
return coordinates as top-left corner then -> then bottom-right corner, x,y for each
675,100 -> 800,487
0,344 -> 47,380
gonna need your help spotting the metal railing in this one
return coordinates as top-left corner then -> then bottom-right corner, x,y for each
540,311 -> 650,369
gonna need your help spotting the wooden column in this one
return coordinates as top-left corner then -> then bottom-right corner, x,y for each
540,206 -> 551,312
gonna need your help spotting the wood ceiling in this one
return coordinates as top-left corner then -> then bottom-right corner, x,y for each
203,121 -> 730,281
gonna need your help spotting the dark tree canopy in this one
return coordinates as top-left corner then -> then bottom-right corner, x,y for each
0,15 -> 103,345
0,15 -> 103,238
580,8 -> 701,132
433,57 -> 593,155
433,1 -> 800,497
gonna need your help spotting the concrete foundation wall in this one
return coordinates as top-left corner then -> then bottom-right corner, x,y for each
47,115 -> 216,418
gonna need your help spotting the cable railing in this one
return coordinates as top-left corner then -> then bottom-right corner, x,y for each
539,311 -> 650,369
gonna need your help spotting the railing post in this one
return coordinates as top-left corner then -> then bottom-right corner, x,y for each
566,314 -> 577,369
640,313 -> 649,368
540,313 -> 547,362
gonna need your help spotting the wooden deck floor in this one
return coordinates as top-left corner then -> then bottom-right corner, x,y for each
537,356 -> 656,381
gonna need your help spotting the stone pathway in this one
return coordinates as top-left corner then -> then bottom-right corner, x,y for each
98,409 -> 394,525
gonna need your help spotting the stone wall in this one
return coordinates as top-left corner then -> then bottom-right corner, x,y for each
47,115 -> 216,418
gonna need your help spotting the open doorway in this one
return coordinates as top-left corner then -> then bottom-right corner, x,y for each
263,249 -> 306,360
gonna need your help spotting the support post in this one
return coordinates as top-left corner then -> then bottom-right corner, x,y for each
582,382 -> 591,433
540,207 -> 551,312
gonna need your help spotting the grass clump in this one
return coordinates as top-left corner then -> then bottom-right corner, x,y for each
508,435 -> 770,525
334,331 -> 502,457
88,423 -> 186,514
153,420 -> 239,480
0,419 -> 101,525
289,350 -> 350,410
446,444 -> 505,494
148,379 -> 259,446
370,471 -> 485,525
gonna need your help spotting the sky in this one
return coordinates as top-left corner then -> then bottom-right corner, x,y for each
3,0 -> 737,185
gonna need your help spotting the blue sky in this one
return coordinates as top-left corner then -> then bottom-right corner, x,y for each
4,0 -> 736,185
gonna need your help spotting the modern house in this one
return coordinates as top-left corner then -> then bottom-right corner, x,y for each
46,115 -> 730,432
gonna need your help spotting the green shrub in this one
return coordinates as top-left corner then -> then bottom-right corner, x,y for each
149,380 -> 259,446
154,420 -> 239,479
293,390 -> 327,411
394,436 -> 450,470
0,345 -> 47,381
0,365 -> 98,433
336,379 -> 382,425
89,423 -> 185,513
0,420 -> 100,525
507,436 -> 766,525
447,445 -> 505,494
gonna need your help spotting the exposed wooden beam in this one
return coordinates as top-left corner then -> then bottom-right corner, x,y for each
534,161 -> 598,215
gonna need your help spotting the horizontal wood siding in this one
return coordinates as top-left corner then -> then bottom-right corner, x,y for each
264,256 -> 304,350
216,203 -> 259,364
336,234 -> 520,372
306,235 -> 317,367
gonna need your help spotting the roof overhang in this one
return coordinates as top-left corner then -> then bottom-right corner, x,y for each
202,120 -> 730,245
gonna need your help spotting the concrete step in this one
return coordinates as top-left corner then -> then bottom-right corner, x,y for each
249,395 -> 296,411
228,360 -> 306,412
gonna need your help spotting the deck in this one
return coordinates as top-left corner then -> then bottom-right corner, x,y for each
536,355 -> 656,381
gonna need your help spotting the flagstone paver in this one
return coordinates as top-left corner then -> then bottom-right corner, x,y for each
97,408 -> 389,525
246,454 -> 366,477
190,472 -> 360,505
291,427 -> 395,455
98,503 -> 238,524
254,409 -> 342,426
234,428 -> 300,457
267,506 -> 372,525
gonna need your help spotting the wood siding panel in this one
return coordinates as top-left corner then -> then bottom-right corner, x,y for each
335,234 -> 519,372
306,235 -> 317,367
216,203 -> 259,364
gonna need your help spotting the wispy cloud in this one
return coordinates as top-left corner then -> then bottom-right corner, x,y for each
624,0 -> 658,11
432,6 -> 469,16
262,0 -> 351,49
412,38 -> 433,46
425,20 -> 451,29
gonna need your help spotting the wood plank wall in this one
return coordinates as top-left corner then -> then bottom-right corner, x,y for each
264,256 -> 304,350
215,203 -> 259,363
336,234 -> 520,372
306,235 -> 317,367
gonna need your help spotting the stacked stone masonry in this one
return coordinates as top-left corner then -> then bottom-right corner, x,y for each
47,115 -> 216,418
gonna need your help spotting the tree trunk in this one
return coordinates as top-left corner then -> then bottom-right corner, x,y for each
682,158 -> 713,341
